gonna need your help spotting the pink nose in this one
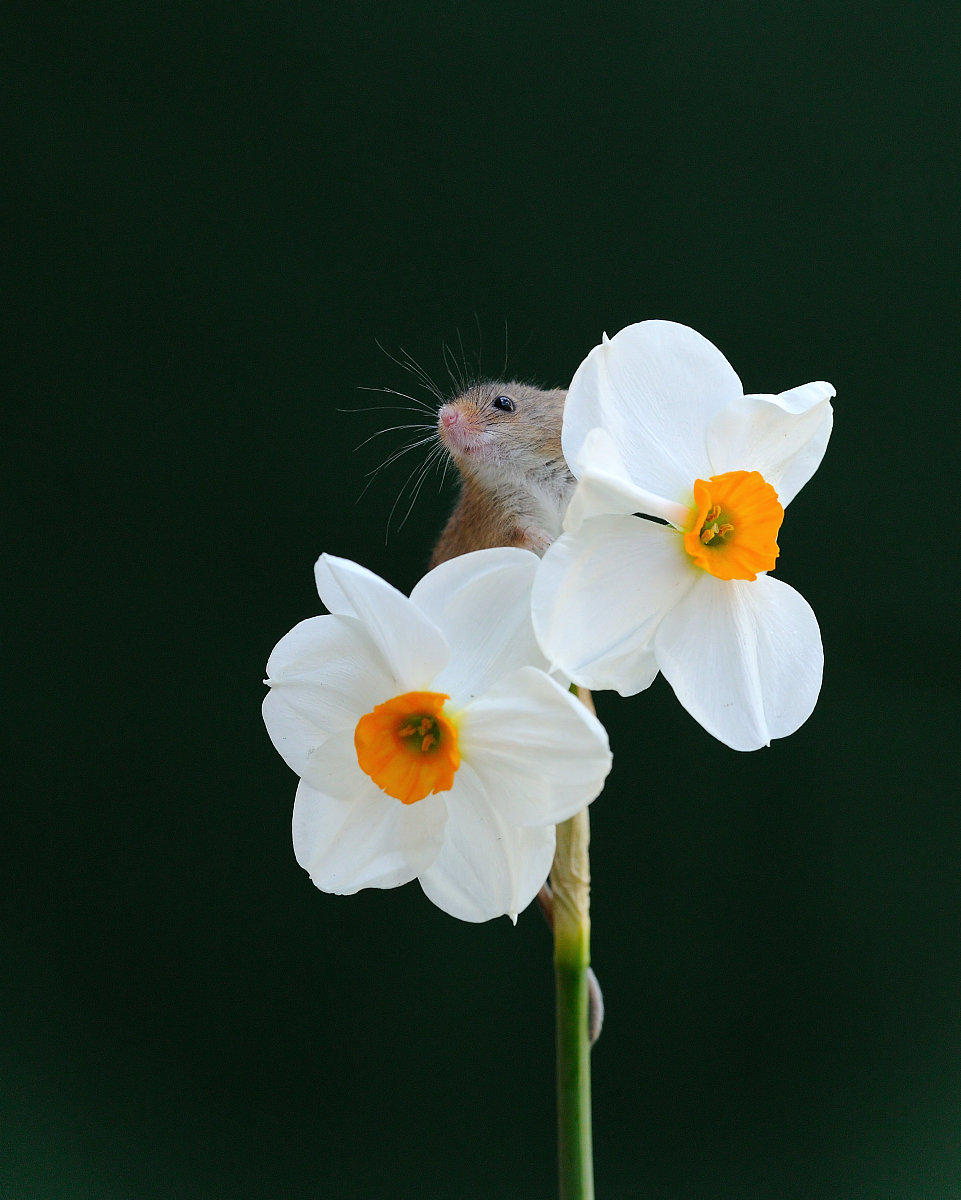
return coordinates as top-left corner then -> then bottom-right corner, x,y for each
440,407 -> 461,429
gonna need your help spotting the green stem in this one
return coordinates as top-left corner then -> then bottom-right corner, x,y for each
552,805 -> 594,1200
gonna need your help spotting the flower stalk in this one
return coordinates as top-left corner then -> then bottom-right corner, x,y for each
552,689 -> 595,1200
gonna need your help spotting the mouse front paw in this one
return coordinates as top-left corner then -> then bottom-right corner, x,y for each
517,525 -> 555,555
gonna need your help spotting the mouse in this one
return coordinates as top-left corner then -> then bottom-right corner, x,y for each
426,375 -> 603,1042
429,380 -> 574,568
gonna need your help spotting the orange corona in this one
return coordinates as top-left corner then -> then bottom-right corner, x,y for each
683,471 -> 783,581
354,691 -> 460,804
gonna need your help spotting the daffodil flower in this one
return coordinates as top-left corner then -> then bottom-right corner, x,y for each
532,320 -> 834,751
263,548 -> 612,921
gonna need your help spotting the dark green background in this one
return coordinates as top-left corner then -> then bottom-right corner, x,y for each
4,3 -> 958,1197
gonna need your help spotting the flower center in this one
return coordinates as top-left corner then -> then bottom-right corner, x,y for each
682,471 -> 783,581
354,690 -> 460,804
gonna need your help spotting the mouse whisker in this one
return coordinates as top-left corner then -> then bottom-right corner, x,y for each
455,327 -> 473,393
365,431 -> 439,475
437,447 -> 455,492
441,339 -> 463,394
473,312 -> 484,380
384,441 -> 447,541
397,349 -> 444,399
352,421 -> 435,453
375,340 -> 446,404
392,443 -> 448,536
353,425 -> 439,504
354,385 -> 437,415
341,404 -> 433,420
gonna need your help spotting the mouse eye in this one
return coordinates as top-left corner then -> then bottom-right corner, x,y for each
493,395 -> 515,413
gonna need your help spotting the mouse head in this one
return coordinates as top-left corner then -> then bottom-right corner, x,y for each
437,381 -> 567,482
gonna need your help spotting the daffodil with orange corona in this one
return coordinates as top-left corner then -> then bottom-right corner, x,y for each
263,547 -> 612,922
532,319 -> 835,751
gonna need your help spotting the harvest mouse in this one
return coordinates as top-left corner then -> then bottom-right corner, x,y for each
429,381 -> 574,568
427,375 -> 603,1042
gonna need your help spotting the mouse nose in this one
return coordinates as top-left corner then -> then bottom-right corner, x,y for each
439,406 -> 460,430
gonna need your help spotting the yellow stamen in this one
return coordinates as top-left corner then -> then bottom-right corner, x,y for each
354,690 -> 460,804
683,471 -> 783,581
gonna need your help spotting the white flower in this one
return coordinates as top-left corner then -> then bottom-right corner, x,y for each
263,548 -> 612,922
532,320 -> 834,751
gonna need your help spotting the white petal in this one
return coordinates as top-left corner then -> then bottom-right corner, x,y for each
313,554 -> 449,688
263,689 -> 325,777
265,614 -> 352,680
707,383 -> 835,507
532,515 -> 697,695
654,574 -> 823,751
263,615 -> 394,772
562,321 -> 743,503
460,667 -> 611,827
563,428 -> 693,533
417,763 -> 555,922
765,380 -> 835,415
292,732 -> 448,893
409,548 -> 548,704
505,824 -> 558,921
